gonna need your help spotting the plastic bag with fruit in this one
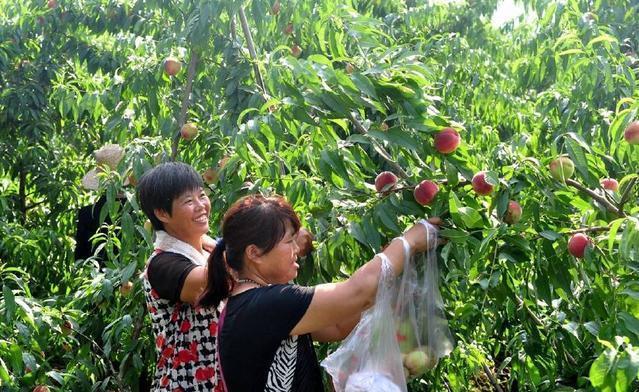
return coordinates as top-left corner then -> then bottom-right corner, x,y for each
394,222 -> 454,380
321,254 -> 407,392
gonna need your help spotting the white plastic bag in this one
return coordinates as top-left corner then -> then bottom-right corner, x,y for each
394,222 -> 454,379
321,256 -> 406,392
322,221 -> 453,390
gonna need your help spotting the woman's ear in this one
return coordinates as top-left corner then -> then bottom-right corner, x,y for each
245,244 -> 263,263
154,208 -> 170,223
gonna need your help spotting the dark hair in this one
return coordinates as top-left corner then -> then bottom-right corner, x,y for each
199,195 -> 301,308
136,162 -> 204,231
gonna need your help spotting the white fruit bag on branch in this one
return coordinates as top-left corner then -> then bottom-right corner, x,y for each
321,256 -> 406,392
394,222 -> 454,379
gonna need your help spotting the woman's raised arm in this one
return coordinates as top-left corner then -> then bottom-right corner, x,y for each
291,221 -> 435,336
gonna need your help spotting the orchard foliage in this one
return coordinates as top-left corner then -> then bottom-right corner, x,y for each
1,0 -> 638,390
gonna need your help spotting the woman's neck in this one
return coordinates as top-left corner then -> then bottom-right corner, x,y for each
232,271 -> 268,295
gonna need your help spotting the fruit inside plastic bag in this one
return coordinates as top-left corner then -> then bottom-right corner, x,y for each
322,257 -> 406,392
322,220 -> 453,390
395,223 -> 454,379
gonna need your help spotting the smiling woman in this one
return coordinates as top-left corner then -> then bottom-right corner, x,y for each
199,195 -> 437,391
136,162 -> 221,391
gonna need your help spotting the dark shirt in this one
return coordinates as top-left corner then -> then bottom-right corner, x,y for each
74,196 -> 126,264
219,285 -> 324,392
147,251 -> 197,302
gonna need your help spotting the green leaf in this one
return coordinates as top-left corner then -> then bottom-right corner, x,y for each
368,129 -> 419,151
2,285 -> 15,323
564,136 -> 592,183
590,348 -> 616,388
376,204 -> 401,232
620,313 -> 639,338
558,48 -> 584,56
584,321 -> 600,337
351,74 -> 378,100
608,218 -> 625,252
484,171 -> 500,186
458,206 -> 484,229
540,230 -> 562,241
121,261 -> 137,283
440,229 -> 469,242
587,34 -> 618,48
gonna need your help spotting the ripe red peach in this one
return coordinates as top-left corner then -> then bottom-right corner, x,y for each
600,178 -> 619,191
471,171 -> 494,195
433,127 -> 460,154
414,180 -> 439,206
164,57 -> 182,76
568,233 -> 592,258
375,171 -> 398,193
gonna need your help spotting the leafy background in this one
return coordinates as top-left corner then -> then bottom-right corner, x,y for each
0,0 -> 638,390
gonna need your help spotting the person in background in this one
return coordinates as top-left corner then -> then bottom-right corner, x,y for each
200,194 -> 437,391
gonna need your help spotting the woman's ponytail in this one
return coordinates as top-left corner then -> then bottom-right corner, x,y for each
198,239 -> 232,308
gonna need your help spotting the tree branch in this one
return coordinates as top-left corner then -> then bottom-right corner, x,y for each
25,199 -> 47,211
230,15 -> 237,42
19,166 -> 26,223
238,7 -> 267,97
564,226 -> 610,234
348,113 -> 409,178
514,295 -> 544,327
171,50 -> 200,160
73,327 -> 126,391
482,364 -> 504,392
565,179 -> 625,217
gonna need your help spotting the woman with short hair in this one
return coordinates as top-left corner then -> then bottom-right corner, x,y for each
137,162 -> 221,391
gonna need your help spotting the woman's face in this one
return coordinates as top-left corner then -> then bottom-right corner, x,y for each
259,222 -> 300,284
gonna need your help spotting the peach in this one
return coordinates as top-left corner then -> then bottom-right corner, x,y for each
404,349 -> 434,375
180,122 -> 198,140
471,171 -> 493,195
296,228 -> 314,257
119,281 -> 133,296
433,128 -> 460,154
144,220 -> 153,233
283,23 -> 294,35
375,171 -> 398,193
202,168 -> 218,184
568,233 -> 592,258
291,45 -> 302,58
271,0 -> 280,15
414,180 -> 439,205
345,63 -> 354,74
504,200 -> 522,224
61,320 -> 72,336
600,178 -> 619,191
625,121 -> 639,144
164,57 -> 182,76
549,156 -> 575,181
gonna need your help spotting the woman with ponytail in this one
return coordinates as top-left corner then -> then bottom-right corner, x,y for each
199,194 -> 438,391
